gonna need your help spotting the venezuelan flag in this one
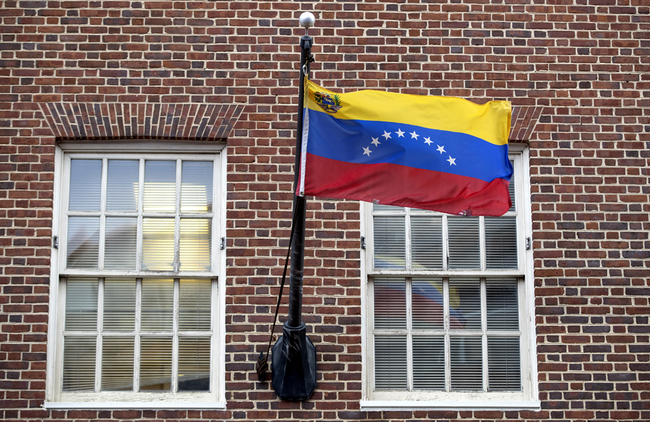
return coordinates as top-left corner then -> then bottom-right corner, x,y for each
298,79 -> 513,216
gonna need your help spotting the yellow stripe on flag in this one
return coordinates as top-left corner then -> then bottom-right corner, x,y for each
306,80 -> 511,146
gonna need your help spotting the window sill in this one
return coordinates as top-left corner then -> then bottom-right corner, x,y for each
360,399 -> 541,411
43,401 -> 227,410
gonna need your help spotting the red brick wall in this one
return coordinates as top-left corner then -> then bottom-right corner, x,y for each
1,0 -> 649,421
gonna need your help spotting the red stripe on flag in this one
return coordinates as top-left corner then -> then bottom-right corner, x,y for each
302,154 -> 511,216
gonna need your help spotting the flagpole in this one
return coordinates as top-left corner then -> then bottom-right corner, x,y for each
271,11 -> 317,401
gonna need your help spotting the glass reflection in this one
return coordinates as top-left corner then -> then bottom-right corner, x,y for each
412,279 -> 444,329
62,337 -> 96,391
374,336 -> 407,390
448,217 -> 480,269
181,161 -> 213,213
373,204 -> 404,212
141,279 -> 173,331
488,337 -> 521,391
373,278 -> 406,330
508,162 -> 516,212
373,216 -> 406,269
142,218 -> 175,271
65,278 -> 98,331
450,336 -> 482,390
178,337 -> 210,391
101,337 -> 134,391
411,216 -> 443,270
67,217 -> 100,269
69,159 -> 101,211
179,219 -> 211,271
144,161 -> 176,213
140,337 -> 172,391
107,160 -> 139,212
413,337 -> 445,390
103,278 -> 135,331
449,278 -> 481,330
486,279 -> 519,330
485,217 -> 518,269
179,279 -> 211,331
105,217 -> 137,270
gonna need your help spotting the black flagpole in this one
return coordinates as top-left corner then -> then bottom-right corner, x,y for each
271,12 -> 317,401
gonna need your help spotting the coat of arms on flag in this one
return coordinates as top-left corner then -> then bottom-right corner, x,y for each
314,91 -> 342,114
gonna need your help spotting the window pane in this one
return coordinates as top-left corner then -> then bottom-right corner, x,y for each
412,278 -> 444,330
488,337 -> 521,391
103,278 -> 135,331
487,279 -> 519,331
485,217 -> 518,269
179,279 -> 211,331
178,337 -> 210,391
69,159 -> 101,211
448,217 -> 480,269
373,278 -> 406,330
508,164 -> 516,212
373,216 -> 405,269
140,337 -> 172,391
449,278 -> 481,330
141,279 -> 173,331
411,216 -> 443,270
105,217 -> 137,270
142,218 -> 175,271
67,217 -> 99,269
107,160 -> 139,212
413,337 -> 445,390
179,219 -> 211,271
62,337 -> 96,391
101,337 -> 134,391
144,160 -> 176,213
374,336 -> 407,390
65,278 -> 98,331
450,336 -> 482,390
373,204 -> 404,212
181,161 -> 213,213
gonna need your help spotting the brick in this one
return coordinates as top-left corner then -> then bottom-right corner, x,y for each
0,1 -> 649,421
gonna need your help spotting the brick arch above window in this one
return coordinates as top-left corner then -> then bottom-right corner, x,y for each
39,102 -> 539,142
38,102 -> 244,141
509,106 -> 543,142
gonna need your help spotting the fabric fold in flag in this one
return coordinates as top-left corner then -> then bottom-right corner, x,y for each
298,79 -> 514,216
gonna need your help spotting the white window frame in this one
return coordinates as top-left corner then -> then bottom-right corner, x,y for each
360,145 -> 539,410
45,141 -> 227,410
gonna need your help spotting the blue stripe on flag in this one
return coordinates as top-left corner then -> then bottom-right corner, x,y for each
306,109 -> 512,183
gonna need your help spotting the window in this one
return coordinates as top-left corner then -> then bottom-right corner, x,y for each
361,146 -> 538,410
47,143 -> 226,409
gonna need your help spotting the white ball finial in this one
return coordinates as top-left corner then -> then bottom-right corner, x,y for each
299,12 -> 315,29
